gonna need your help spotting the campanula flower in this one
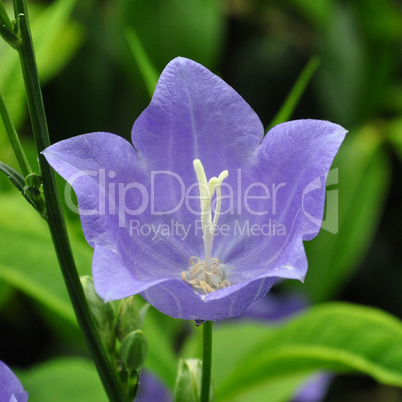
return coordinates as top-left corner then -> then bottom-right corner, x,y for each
0,361 -> 28,402
43,57 -> 346,321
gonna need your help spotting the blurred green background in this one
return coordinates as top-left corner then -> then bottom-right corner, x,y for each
0,0 -> 401,400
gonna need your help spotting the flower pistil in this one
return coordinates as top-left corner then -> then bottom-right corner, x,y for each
181,159 -> 231,294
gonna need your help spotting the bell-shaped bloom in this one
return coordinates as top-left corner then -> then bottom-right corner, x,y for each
0,361 -> 28,402
43,57 -> 346,321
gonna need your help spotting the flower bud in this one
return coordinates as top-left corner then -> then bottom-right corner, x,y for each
120,330 -> 148,372
174,359 -> 206,402
25,173 -> 42,189
116,296 -> 141,342
80,276 -> 116,354
24,173 -> 46,216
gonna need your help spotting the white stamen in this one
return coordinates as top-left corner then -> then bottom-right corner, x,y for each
181,159 -> 231,294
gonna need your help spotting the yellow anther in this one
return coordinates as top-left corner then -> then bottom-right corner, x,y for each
189,256 -> 200,265
181,256 -> 231,295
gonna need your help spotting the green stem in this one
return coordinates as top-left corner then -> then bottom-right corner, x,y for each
0,21 -> 20,48
12,0 -> 125,400
0,1 -> 20,48
0,1 -> 12,30
0,89 -> 32,177
201,321 -> 213,402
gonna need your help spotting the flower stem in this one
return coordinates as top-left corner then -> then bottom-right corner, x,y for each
0,1 -> 20,48
0,89 -> 32,177
200,321 -> 213,402
12,0 -> 125,400
0,1 -> 13,31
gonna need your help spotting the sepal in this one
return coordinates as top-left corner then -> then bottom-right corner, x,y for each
116,296 -> 143,342
0,162 -> 46,218
80,276 -> 116,355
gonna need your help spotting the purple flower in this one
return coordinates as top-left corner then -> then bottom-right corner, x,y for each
236,292 -> 309,322
292,372 -> 333,402
135,370 -> 172,402
43,57 -> 346,321
0,361 -> 28,402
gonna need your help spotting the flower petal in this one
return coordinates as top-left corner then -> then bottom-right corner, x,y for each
220,120 -> 347,284
0,361 -> 28,402
92,244 -> 170,302
132,57 -> 263,174
43,132 -> 144,248
131,56 -> 264,227
141,275 -> 278,321
43,132 -> 191,279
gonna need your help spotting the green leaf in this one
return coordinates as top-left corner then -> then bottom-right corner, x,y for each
288,0 -> 335,29
214,303 -> 402,401
0,0 -> 82,153
313,2 -> 387,125
220,374 -> 310,402
0,193 -> 92,325
17,358 -> 107,402
31,0 -> 83,81
181,320 -> 310,402
0,279 -> 14,309
268,56 -> 320,130
125,27 -> 159,98
116,0 -> 225,93
387,117 -> 402,161
302,125 -> 390,301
